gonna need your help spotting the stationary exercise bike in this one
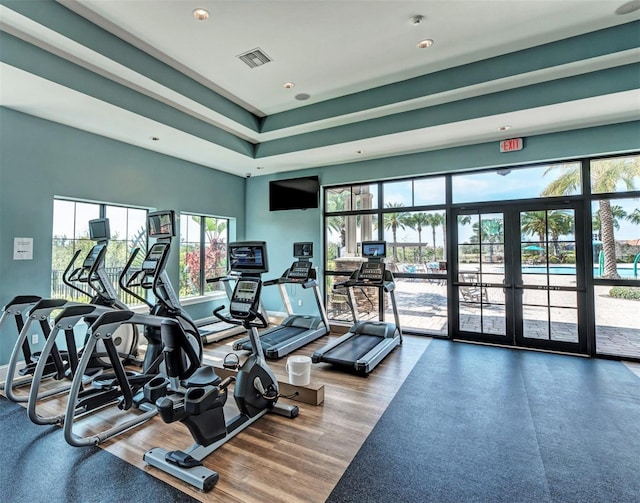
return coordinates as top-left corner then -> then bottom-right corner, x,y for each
144,241 -> 299,491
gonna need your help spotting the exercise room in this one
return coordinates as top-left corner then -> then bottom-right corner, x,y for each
1,1 -> 639,502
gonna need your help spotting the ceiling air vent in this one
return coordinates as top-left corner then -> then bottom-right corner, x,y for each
237,48 -> 272,69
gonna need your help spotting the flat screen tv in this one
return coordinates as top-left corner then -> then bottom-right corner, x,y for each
88,218 -> 110,241
229,241 -> 269,274
269,176 -> 319,211
148,210 -> 176,238
362,241 -> 387,258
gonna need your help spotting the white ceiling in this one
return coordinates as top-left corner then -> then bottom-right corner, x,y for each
1,0 -> 639,177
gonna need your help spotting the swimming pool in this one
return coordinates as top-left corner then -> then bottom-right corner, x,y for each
520,265 -> 638,278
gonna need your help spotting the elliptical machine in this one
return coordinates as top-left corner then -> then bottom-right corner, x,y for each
2,218 -> 138,403
60,210 -> 209,447
144,241 -> 298,492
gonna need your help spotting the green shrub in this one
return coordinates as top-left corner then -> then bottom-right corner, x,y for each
609,286 -> 640,301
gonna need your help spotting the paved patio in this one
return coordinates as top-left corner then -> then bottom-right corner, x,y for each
329,278 -> 640,359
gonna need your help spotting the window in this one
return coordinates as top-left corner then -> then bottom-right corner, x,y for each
324,177 -> 449,336
51,199 -> 147,304
451,162 -> 582,204
179,214 -> 228,298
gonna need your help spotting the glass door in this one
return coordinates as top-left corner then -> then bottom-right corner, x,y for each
452,202 -> 587,354
453,210 -> 511,343
515,204 -> 587,353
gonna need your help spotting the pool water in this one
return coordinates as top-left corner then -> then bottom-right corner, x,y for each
520,265 -> 638,278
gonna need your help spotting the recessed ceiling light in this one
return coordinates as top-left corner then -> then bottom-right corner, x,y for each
498,125 -> 512,131
356,150 -> 364,155
193,8 -> 209,21
410,15 -> 424,26
283,82 -> 295,89
151,136 -> 160,141
616,0 -> 640,15
295,93 -> 310,101
256,166 -> 264,170
417,39 -> 434,49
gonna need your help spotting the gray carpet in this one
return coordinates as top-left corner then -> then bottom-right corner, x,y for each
328,340 -> 640,503
0,396 -> 197,503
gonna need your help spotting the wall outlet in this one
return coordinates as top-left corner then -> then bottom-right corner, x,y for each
31,333 -> 39,345
297,299 -> 303,307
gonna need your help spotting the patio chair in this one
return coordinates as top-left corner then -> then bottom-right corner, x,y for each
330,292 -> 350,315
459,282 -> 489,303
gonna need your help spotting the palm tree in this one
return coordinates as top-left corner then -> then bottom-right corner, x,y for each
326,190 -> 348,250
542,158 -> 640,278
628,208 -> 640,225
521,210 -> 546,243
547,210 -> 573,259
440,213 -> 448,262
471,217 -> 503,262
424,212 -> 445,261
383,202 -> 410,262
406,212 -> 430,262
592,205 -> 627,240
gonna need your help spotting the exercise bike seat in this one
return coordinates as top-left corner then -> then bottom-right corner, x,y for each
181,365 -> 221,388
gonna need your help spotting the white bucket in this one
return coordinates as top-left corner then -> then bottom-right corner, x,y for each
286,355 -> 312,386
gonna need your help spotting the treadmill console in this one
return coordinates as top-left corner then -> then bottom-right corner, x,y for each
287,260 -> 312,281
230,279 -> 261,318
357,262 -> 385,284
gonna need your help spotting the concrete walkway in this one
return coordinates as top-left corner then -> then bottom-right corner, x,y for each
371,278 -> 640,359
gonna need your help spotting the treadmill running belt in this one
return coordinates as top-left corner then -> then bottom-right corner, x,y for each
322,334 -> 382,366
240,326 -> 307,350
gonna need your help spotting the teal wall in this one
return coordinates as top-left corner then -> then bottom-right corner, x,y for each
1,109 -> 639,364
242,181 -> 323,314
246,121 -> 640,311
0,108 -> 246,363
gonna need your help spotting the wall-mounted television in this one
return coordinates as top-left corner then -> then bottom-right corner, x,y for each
269,176 -> 319,211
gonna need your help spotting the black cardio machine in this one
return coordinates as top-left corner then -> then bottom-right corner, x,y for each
60,210 -> 210,446
312,241 -> 402,375
232,242 -> 330,358
200,271 -> 257,343
2,218 -> 138,404
144,241 -> 298,492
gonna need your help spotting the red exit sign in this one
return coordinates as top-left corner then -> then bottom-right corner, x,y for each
500,138 -> 523,152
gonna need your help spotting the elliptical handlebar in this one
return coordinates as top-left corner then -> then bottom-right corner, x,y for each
212,305 -> 268,329
62,249 -> 92,298
118,248 -> 152,308
85,243 -> 109,296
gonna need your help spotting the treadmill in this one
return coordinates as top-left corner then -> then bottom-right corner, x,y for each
232,242 -> 330,359
312,240 -> 402,375
198,271 -> 248,344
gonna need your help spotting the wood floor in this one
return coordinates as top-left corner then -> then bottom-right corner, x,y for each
4,329 -> 432,503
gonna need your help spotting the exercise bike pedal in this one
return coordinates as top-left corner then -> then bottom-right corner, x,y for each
222,352 -> 240,370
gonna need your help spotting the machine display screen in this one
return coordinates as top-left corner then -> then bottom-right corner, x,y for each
235,281 -> 258,300
148,210 -> 176,238
229,242 -> 268,274
82,243 -> 105,268
362,241 -> 387,258
89,218 -> 110,241
142,243 -> 166,271
293,242 -> 313,259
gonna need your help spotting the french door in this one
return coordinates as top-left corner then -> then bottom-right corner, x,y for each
452,201 -> 588,354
